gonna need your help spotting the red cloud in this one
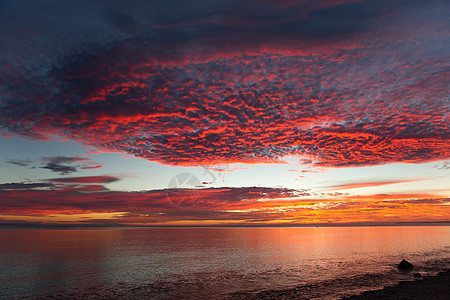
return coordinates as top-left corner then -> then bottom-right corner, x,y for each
0,1 -> 448,168
0,185 -> 308,216
81,165 -> 104,170
0,185 -> 448,225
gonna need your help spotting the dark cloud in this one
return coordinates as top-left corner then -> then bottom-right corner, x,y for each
107,11 -> 138,34
0,182 -> 54,190
39,156 -> 102,174
5,158 -> 33,167
391,198 -> 449,205
48,175 -> 121,184
41,156 -> 90,164
40,163 -> 78,175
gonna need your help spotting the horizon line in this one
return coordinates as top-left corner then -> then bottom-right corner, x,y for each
1,221 -> 450,229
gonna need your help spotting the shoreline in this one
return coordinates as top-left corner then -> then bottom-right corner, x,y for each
343,270 -> 450,300
228,269 -> 450,299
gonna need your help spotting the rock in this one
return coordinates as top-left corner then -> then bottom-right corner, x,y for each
397,259 -> 414,270
413,273 -> 422,278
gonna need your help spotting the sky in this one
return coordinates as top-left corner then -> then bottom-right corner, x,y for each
0,0 -> 449,226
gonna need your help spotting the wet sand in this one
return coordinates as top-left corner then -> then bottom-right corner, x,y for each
343,270 -> 450,300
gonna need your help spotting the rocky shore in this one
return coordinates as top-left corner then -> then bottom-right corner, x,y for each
343,270 -> 450,300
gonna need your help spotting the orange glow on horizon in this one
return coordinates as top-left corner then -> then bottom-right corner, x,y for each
1,193 -> 448,226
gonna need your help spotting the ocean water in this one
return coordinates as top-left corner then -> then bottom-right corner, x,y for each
0,226 -> 449,299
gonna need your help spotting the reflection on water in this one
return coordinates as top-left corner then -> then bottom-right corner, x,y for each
0,226 -> 449,299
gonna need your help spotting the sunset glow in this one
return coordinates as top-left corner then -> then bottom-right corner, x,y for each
0,0 -> 448,226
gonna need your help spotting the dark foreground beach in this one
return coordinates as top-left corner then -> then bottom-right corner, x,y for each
344,270 -> 450,300
229,270 -> 450,299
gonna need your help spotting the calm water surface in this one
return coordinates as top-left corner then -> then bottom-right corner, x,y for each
1,226 -> 449,299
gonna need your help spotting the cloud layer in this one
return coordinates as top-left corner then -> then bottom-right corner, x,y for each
0,177 -> 448,225
324,179 -> 432,190
0,0 -> 448,167
0,177 -> 308,217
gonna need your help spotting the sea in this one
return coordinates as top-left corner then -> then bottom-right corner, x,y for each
1,226 -> 449,299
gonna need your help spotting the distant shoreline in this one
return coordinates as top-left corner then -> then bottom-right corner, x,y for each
1,222 -> 450,229
343,270 -> 450,300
